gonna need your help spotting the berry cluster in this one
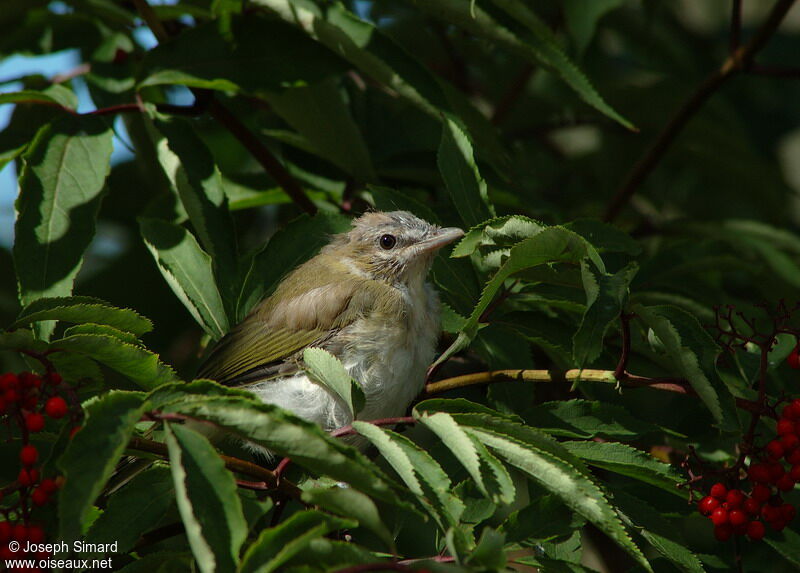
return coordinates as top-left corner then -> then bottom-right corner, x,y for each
697,399 -> 800,541
1,370 -> 73,568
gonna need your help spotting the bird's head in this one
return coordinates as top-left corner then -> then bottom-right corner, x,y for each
325,211 -> 464,286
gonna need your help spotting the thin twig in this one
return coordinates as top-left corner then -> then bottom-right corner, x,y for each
614,313 -> 633,380
127,435 -> 303,499
604,0 -> 798,222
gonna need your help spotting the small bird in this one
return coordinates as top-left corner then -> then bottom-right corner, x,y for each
198,211 -> 464,433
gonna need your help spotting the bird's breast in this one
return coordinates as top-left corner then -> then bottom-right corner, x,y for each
340,280 -> 440,420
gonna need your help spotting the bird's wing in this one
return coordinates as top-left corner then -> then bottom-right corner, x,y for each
196,277 -> 362,386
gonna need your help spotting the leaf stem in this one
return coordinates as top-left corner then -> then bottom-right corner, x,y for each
424,368 -> 763,413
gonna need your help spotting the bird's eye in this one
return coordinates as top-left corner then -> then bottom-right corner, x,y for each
379,234 -> 397,250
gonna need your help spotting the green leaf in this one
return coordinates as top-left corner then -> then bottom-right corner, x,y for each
239,511 -> 355,573
271,538 -> 378,571
563,441 -> 686,497
410,0 -> 633,129
254,0 -> 510,174
435,226 -> 603,367
527,399 -> 660,440
564,0 -> 627,54
303,347 -> 361,419
351,421 -> 466,537
369,186 -> 440,225
765,527 -> 800,568
14,115 -> 113,339
162,396 -> 403,505
452,215 -> 545,258
633,304 -> 735,430
11,296 -> 152,336
115,553 -> 194,573
572,262 -> 638,367
501,495 -> 581,544
139,16 -> 346,93
50,333 -> 178,390
165,423 -> 247,573
139,217 -> 230,339
611,489 -> 705,573
85,464 -> 175,555
438,117 -> 494,228
301,486 -> 394,551
0,328 -> 48,353
265,77 -> 376,182
58,391 -> 147,542
0,84 -> 77,109
467,528 -> 507,571
468,425 -> 650,571
63,323 -> 141,345
236,212 -> 351,321
153,118 -> 239,321
416,412 -> 488,499
565,219 -> 641,255
468,432 -> 516,505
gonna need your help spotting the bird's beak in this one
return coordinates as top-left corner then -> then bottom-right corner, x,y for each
416,227 -> 465,254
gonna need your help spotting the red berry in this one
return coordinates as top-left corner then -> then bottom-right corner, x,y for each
783,400 -> 800,420
762,504 -> 781,522
45,371 -> 61,385
44,396 -> 68,419
744,497 -> 761,515
749,464 -> 771,483
788,449 -> 800,465
4,389 -> 18,403
39,478 -> 58,494
27,524 -> 44,544
711,507 -> 729,526
19,372 -> 40,389
726,489 -> 745,508
769,518 -> 787,531
699,496 -> 720,515
0,521 -> 11,541
729,509 -> 748,526
752,484 -> 772,502
789,347 -> 800,369
768,462 -> 785,482
782,433 -> 800,452
782,503 -> 796,522
0,373 -> 17,390
31,488 -> 49,506
747,520 -> 765,540
710,483 -> 728,500
25,413 -> 45,433
767,440 -> 785,460
776,474 -> 796,492
791,464 -> 800,481
23,395 -> 39,410
18,468 -> 38,487
19,444 -> 38,467
714,523 -> 733,541
12,523 -> 27,542
778,419 -> 796,435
